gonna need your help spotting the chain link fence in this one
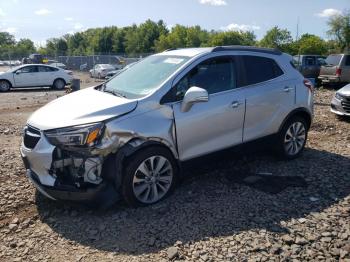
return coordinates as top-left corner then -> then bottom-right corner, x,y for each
0,52 -> 152,72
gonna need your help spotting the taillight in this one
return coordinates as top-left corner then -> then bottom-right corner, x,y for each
303,79 -> 314,92
336,67 -> 342,76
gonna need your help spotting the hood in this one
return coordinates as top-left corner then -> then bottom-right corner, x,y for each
28,87 -> 138,130
338,84 -> 350,96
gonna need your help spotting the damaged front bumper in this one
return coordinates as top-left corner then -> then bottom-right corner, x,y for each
20,126 -> 114,202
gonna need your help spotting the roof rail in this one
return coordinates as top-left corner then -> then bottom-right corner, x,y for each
212,45 -> 282,55
163,48 -> 177,52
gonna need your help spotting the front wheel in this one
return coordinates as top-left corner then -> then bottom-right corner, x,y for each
121,147 -> 178,207
276,116 -> 308,160
0,80 -> 11,92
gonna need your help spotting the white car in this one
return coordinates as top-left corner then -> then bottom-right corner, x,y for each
89,64 -> 115,78
49,62 -> 67,69
0,64 -> 73,91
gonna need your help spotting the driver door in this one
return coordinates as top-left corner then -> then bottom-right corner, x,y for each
171,56 -> 245,161
14,65 -> 39,87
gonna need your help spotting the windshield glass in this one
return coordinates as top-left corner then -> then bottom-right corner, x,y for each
325,55 -> 342,65
100,64 -> 114,69
104,55 -> 189,99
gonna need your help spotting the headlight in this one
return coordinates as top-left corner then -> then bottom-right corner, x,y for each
45,123 -> 104,147
335,92 -> 343,101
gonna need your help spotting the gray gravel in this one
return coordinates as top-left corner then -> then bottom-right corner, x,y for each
0,87 -> 349,261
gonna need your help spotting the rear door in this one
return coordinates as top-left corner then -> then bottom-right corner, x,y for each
37,66 -> 55,85
13,65 -> 39,87
238,55 -> 295,142
172,56 -> 245,161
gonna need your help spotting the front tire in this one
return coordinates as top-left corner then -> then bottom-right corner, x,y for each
121,147 -> 178,207
276,116 -> 308,160
53,79 -> 66,90
0,80 -> 11,92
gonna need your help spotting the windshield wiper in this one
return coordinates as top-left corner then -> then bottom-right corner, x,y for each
103,88 -> 127,98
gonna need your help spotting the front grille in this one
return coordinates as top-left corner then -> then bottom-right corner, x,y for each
340,95 -> 350,113
23,125 -> 41,149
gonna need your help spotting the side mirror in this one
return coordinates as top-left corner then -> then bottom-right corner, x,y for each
15,71 -> 21,74
181,86 -> 208,112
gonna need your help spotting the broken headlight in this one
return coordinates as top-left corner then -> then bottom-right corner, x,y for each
45,123 -> 104,147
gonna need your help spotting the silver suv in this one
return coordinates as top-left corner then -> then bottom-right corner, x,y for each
20,46 -> 314,206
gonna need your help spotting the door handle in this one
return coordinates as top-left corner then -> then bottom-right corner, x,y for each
231,101 -> 242,108
283,86 -> 293,92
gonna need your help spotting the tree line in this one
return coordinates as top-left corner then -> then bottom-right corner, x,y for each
0,11 -> 349,60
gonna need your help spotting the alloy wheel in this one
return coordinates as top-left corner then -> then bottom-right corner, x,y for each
0,81 -> 10,92
284,121 -> 306,156
132,155 -> 173,204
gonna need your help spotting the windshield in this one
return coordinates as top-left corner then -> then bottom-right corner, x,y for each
104,55 -> 189,99
100,64 -> 114,69
325,55 -> 342,65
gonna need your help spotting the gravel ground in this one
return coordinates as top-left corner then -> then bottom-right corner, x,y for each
0,86 -> 349,262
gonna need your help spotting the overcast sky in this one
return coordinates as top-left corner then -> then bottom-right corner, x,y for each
0,0 -> 348,46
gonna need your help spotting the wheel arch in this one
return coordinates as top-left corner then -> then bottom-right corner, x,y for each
102,138 -> 180,190
279,107 -> 312,132
0,79 -> 13,88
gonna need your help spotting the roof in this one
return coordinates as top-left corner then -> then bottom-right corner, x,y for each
160,45 -> 282,57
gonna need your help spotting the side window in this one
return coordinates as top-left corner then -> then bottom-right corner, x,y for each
241,56 -> 283,86
174,56 -> 236,100
18,66 -> 37,73
38,66 -> 52,72
345,55 -> 350,66
305,56 -> 316,66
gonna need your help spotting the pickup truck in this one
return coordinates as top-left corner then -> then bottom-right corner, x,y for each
318,54 -> 350,85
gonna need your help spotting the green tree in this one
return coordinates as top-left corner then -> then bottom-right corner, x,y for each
0,32 -> 15,46
14,38 -> 36,57
125,20 -> 168,54
327,11 -> 350,51
295,34 -> 327,55
259,26 -> 293,52
208,31 -> 256,46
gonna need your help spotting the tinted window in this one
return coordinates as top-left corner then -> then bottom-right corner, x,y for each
18,66 -> 37,73
345,55 -> 350,66
325,55 -> 342,66
174,56 -> 236,100
38,66 -> 56,72
241,56 -> 283,86
305,56 -> 316,66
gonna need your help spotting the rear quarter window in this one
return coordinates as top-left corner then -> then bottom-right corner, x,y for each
240,56 -> 284,86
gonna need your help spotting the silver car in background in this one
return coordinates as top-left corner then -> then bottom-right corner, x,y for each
331,83 -> 350,116
20,46 -> 314,207
89,64 -> 115,78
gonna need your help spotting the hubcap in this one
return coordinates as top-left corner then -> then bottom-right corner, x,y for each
284,121 -> 306,155
0,81 -> 9,91
132,155 -> 173,204
55,80 -> 64,89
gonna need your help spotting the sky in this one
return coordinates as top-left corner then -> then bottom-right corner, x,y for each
0,0 -> 348,46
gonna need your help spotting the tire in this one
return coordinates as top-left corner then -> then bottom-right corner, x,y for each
0,80 -> 11,92
53,79 -> 66,90
121,146 -> 178,207
276,116 -> 308,160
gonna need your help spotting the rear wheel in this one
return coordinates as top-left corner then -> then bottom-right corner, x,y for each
121,147 -> 178,207
53,79 -> 66,90
276,116 -> 308,159
0,80 -> 11,92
